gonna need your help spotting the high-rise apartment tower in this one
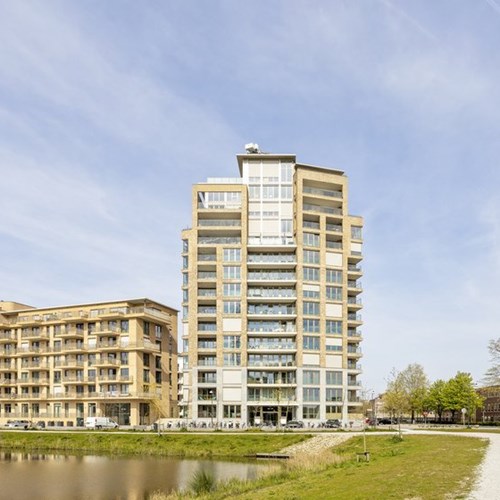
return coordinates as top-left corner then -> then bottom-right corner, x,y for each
181,146 -> 363,425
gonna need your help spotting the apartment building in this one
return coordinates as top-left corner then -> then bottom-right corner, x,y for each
0,298 -> 177,427
180,145 -> 363,425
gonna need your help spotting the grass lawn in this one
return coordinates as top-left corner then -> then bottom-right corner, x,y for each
0,431 -> 308,458
190,434 -> 488,500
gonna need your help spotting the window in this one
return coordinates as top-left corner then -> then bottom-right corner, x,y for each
183,290 -> 189,302
223,353 -> 241,366
223,283 -> 241,296
120,320 -> 129,333
155,324 -> 162,339
223,248 -> 241,262
280,186 -> 292,199
223,336 -> 241,349
249,186 -> 261,199
223,405 -> 241,418
326,344 -> 342,351
182,256 -> 188,269
182,273 -> 188,286
326,286 -> 342,300
143,353 -> 150,367
326,388 -> 343,402
303,302 -> 320,316
326,269 -> 342,283
303,250 -> 319,264
262,186 -> 279,199
304,289 -> 320,298
326,321 -> 342,334
224,266 -> 241,279
326,371 -> 343,385
303,405 -> 319,419
303,267 -> 319,282
281,219 -> 292,234
303,319 -> 320,333
120,352 -> 128,365
351,226 -> 362,240
303,388 -> 320,402
223,301 -> 241,314
303,336 -> 320,350
144,321 -> 150,335
281,163 -> 293,182
303,370 -> 320,385
143,369 -> 150,383
182,239 -> 189,252
303,233 -> 320,247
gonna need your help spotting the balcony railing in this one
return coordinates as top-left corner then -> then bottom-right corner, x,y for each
198,236 -> 241,245
248,288 -> 296,298
348,281 -> 362,290
198,219 -> 241,227
248,342 -> 297,350
326,224 -> 342,232
248,272 -> 296,281
303,204 -> 342,215
248,306 -> 296,315
248,254 -> 296,264
303,186 -> 342,199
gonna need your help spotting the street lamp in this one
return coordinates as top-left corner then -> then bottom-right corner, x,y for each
209,390 -> 215,428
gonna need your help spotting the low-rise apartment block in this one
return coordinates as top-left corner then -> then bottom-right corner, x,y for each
0,298 -> 177,427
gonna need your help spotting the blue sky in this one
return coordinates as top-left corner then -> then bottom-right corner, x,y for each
1,1 -> 499,393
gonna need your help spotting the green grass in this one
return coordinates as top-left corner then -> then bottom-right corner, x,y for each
181,434 -> 488,500
0,431 -> 308,458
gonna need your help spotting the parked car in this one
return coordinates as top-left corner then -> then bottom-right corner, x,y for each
325,419 -> 341,428
285,420 -> 304,429
377,418 -> 394,425
6,420 -> 31,429
84,417 -> 118,430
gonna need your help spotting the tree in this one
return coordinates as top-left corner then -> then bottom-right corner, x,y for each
444,372 -> 484,424
383,369 -> 409,438
425,379 -> 447,423
400,363 -> 429,423
483,338 -> 500,386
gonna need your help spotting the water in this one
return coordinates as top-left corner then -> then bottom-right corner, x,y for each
0,451 -> 264,500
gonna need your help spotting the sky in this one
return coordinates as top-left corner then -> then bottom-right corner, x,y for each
1,0 -> 499,394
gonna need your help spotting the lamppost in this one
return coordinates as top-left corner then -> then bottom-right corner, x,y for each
209,390 -> 215,428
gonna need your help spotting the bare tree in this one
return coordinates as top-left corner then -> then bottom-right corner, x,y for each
483,339 -> 500,385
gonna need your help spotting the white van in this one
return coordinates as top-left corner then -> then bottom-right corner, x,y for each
84,417 -> 118,430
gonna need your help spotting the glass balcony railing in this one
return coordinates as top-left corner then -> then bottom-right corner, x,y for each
248,305 -> 296,315
303,186 -> 342,198
248,272 -> 296,281
248,288 -> 296,298
326,224 -> 342,232
303,204 -> 342,215
248,254 -> 296,263
198,236 -> 241,245
198,219 -> 241,227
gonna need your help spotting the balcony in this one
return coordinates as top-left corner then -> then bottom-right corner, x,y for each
347,313 -> 363,324
198,236 -> 241,245
347,298 -> 362,309
247,305 -> 296,317
20,330 -> 49,340
198,358 -> 216,367
326,223 -> 342,233
57,328 -> 85,339
247,288 -> 296,302
247,236 -> 296,249
247,272 -> 296,285
347,281 -> 363,294
197,254 -> 217,262
0,362 -> 16,371
303,186 -> 342,199
248,321 -> 296,334
54,360 -> 85,369
18,377 -> 50,386
198,271 -> 217,280
0,332 -> 17,342
247,341 -> 297,352
91,357 -> 120,367
303,204 -> 342,216
247,254 -> 296,269
326,241 -> 342,250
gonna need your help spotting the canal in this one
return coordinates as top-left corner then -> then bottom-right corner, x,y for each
0,450 -> 265,499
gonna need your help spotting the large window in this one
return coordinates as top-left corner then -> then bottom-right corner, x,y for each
303,405 -> 319,419
223,283 -> 241,296
326,388 -> 343,402
303,302 -> 320,316
326,320 -> 342,334
303,250 -> 319,264
303,388 -> 320,402
223,301 -> 241,314
303,233 -> 320,247
303,370 -> 320,385
223,353 -> 241,366
303,267 -> 319,282
303,336 -> 320,350
224,405 -> 242,418
303,319 -> 320,333
223,336 -> 241,349
223,249 -> 241,262
326,286 -> 342,300
326,371 -> 343,385
326,270 -> 342,283
224,266 -> 241,279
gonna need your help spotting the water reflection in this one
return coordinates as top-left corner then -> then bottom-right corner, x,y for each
0,451 -> 264,500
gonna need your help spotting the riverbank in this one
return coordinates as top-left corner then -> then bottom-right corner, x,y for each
0,431 -> 308,458
153,434 -> 488,499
